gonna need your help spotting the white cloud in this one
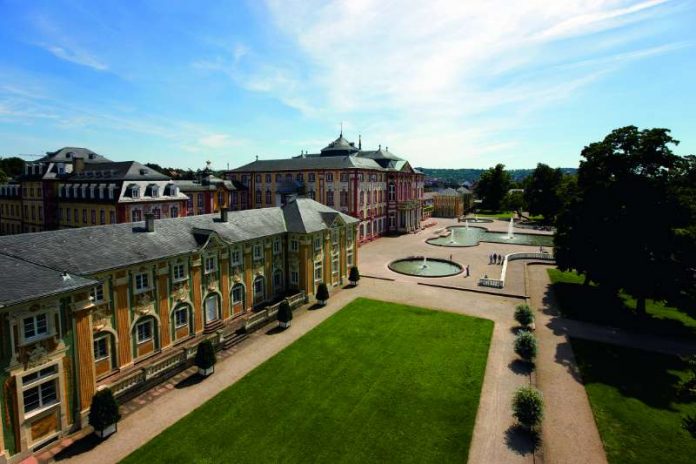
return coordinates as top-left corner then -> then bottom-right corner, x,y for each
242,0 -> 680,166
41,44 -> 108,71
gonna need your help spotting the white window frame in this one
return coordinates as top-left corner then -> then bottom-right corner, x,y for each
204,256 -> 217,275
253,244 -> 263,261
290,269 -> 299,285
290,239 -> 299,252
314,236 -> 322,252
134,272 -> 151,293
21,364 -> 59,416
22,313 -> 50,343
232,284 -> 244,304
273,239 -> 281,255
93,335 -> 110,361
314,261 -> 323,282
172,263 -> 187,282
231,248 -> 242,266
90,284 -> 105,303
135,319 -> 153,344
173,306 -> 188,328
347,250 -> 354,267
332,255 -> 339,274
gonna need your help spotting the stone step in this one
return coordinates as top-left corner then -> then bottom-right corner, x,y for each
203,320 -> 224,334
222,332 -> 248,350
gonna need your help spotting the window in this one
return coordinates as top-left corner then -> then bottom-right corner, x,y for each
172,263 -> 187,281
340,173 -> 349,182
314,236 -> 322,251
91,209 -> 96,225
275,174 -> 282,182
132,209 -> 142,222
174,306 -> 188,328
134,272 -> 150,292
290,239 -> 299,252
290,270 -> 299,285
340,190 -> 348,207
93,336 -> 109,361
273,239 -> 281,255
331,229 -> 339,245
326,173 -> 333,182
135,319 -> 153,344
308,190 -> 315,200
170,206 -> 178,218
314,261 -> 322,281
232,284 -> 244,304
255,174 -> 261,183
22,368 -> 58,414
359,191 -> 364,205
326,190 -> 334,206
347,250 -> 354,267
109,211 -> 116,224
332,256 -> 339,274
131,187 -> 141,199
152,208 -> 161,219
308,173 -> 315,182
197,193 -> 204,208
255,190 -> 261,204
90,284 -> 104,303
265,190 -> 272,204
231,249 -> 242,266
204,256 -> 217,274
23,314 -> 49,341
296,173 -> 303,182
265,174 -> 271,183
99,210 -> 105,225
253,244 -> 263,260
273,270 -> 283,292
187,196 -> 193,211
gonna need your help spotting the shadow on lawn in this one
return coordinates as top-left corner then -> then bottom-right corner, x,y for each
505,424 -> 540,456
564,339 -> 691,410
54,433 -> 107,461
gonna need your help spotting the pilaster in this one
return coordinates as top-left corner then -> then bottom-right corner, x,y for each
191,259 -> 203,333
113,283 -> 132,367
74,307 -> 96,412
220,258 -> 230,319
157,274 -> 171,347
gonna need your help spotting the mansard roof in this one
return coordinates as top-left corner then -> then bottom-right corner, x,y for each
39,147 -> 112,163
0,199 -> 357,278
64,161 -> 170,181
320,133 -> 360,156
0,254 -> 96,308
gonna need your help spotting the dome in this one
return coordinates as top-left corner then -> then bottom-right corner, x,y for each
320,133 -> 359,156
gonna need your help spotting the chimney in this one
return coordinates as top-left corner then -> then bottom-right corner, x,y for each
73,157 -> 85,174
220,208 -> 229,222
145,213 -> 155,232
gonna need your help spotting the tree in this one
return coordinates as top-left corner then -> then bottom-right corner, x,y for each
512,386 -> 544,430
194,340 -> 217,376
349,266 -> 361,286
277,300 -> 293,328
475,164 -> 511,211
524,163 -> 563,221
316,283 -> 330,305
514,331 -> 538,361
555,126 -> 691,313
514,304 -> 535,328
89,388 -> 121,437
0,157 -> 25,178
503,191 -> 526,217
0,168 -> 6,184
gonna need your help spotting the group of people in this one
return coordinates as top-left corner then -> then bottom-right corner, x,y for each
489,253 -> 504,265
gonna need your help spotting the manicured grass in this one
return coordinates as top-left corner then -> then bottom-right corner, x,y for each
122,298 -> 493,463
570,338 -> 696,464
548,269 -> 696,338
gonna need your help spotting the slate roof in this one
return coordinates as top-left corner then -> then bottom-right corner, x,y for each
39,147 -> 111,163
282,198 -> 359,233
0,254 -> 96,308
232,155 -> 384,172
0,199 -> 358,279
174,175 -> 244,192
66,161 -> 170,181
320,134 -> 359,155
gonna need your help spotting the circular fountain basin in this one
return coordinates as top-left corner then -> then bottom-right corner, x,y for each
463,218 -> 494,223
427,226 -> 554,247
389,257 -> 463,277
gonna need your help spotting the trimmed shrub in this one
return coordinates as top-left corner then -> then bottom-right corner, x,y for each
316,283 -> 330,305
349,266 -> 361,286
514,304 -> 535,328
512,386 -> 544,430
194,340 -> 217,371
514,331 -> 538,361
89,388 -> 121,432
277,300 -> 293,324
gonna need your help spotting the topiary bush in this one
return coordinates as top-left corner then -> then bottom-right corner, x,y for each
316,282 -> 330,305
514,331 -> 538,362
277,300 -> 292,328
349,266 -> 361,286
89,388 -> 121,435
683,414 -> 696,438
512,386 -> 544,430
195,339 -> 217,375
514,304 -> 535,328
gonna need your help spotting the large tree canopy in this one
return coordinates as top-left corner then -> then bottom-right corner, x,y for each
524,163 -> 563,221
555,126 -> 693,314
0,157 -> 25,179
475,163 -> 511,211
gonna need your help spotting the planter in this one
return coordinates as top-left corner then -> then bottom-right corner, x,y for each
198,366 -> 215,377
279,321 -> 291,329
95,423 -> 117,438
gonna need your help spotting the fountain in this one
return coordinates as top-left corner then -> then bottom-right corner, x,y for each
465,221 -> 469,231
505,218 -> 515,239
389,257 -> 462,277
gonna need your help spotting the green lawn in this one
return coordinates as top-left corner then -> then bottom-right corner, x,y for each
570,338 -> 696,464
548,269 -> 696,339
122,298 -> 493,463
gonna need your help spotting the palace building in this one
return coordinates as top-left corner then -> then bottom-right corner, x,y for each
0,148 -> 188,236
0,198 -> 358,463
228,132 -> 424,243
174,173 -> 248,216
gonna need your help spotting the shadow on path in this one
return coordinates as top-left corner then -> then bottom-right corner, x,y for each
504,424 -> 540,456
175,372 -> 205,389
54,433 -> 106,461
508,359 -> 535,376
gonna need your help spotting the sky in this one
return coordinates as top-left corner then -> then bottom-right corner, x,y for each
0,0 -> 695,169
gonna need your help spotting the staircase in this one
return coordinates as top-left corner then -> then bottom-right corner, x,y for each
222,331 -> 248,350
203,319 -> 224,334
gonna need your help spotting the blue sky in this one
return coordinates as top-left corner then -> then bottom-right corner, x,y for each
0,0 -> 695,169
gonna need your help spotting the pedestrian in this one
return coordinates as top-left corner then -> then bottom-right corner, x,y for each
493,252 -> 497,264
466,265 -> 470,277
539,246 -> 543,253
449,254 -> 452,262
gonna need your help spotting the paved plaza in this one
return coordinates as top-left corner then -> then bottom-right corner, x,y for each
32,218 -> 695,464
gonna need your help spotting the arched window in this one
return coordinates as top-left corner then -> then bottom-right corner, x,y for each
273,269 -> 283,295
171,304 -> 192,341
132,316 -> 159,358
231,283 -> 245,313
253,276 -> 265,305
93,331 -> 117,377
204,294 -> 220,325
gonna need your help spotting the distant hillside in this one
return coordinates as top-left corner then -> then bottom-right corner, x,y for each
417,167 -> 577,185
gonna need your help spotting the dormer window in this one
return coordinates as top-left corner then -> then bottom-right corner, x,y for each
129,185 -> 141,199
204,256 -> 217,274
146,184 -> 159,198
90,284 -> 105,303
164,183 -> 178,196
134,272 -> 150,293
23,314 -> 49,341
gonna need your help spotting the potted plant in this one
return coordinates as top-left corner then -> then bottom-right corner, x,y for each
316,282 -> 330,306
194,339 -> 217,377
89,388 -> 121,438
349,266 -> 361,287
277,300 -> 293,329
514,331 -> 538,362
514,304 -> 535,330
512,386 -> 544,430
